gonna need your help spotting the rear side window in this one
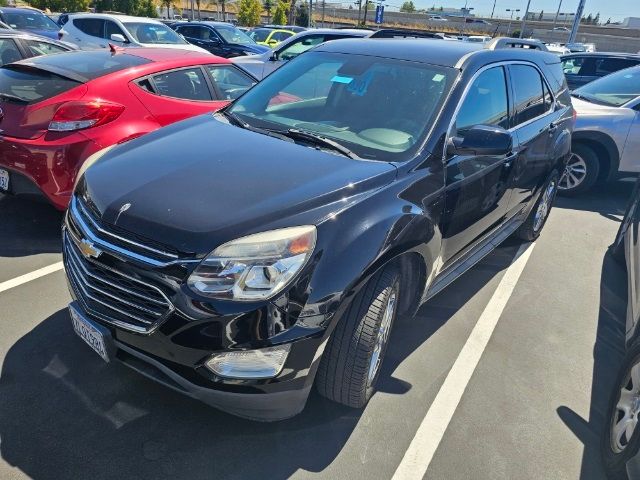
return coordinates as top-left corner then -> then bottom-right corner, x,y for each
23,39 -> 68,57
455,66 -> 509,134
510,64 -> 548,126
0,38 -> 22,66
0,67 -> 79,103
73,18 -> 105,38
24,51 -> 151,80
597,58 -> 639,76
151,67 -> 213,101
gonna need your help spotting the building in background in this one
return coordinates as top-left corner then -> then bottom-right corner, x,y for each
622,17 -> 640,29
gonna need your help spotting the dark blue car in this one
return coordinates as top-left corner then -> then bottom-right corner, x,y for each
0,7 -> 60,40
173,21 -> 270,58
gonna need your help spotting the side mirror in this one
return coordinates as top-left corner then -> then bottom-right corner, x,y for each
110,33 -> 127,43
447,125 -> 513,156
269,52 -> 278,61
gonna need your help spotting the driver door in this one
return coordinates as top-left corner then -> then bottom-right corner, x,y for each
440,66 -> 517,265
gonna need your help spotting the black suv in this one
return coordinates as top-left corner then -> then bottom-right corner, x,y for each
63,39 -> 574,421
173,21 -> 270,57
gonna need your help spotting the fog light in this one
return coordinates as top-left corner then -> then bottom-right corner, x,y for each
205,344 -> 291,379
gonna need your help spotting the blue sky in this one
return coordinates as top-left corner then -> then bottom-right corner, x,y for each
391,1 -> 637,22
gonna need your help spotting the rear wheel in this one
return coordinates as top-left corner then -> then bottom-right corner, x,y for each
558,144 -> 600,196
316,265 -> 400,408
515,171 -> 559,241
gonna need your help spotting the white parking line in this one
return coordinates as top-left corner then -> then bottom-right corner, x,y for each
0,262 -> 64,294
392,242 -> 535,480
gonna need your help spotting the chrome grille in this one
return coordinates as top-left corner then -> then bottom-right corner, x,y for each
64,231 -> 173,333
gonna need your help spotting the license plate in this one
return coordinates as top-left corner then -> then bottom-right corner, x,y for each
70,305 -> 110,362
0,169 -> 8,192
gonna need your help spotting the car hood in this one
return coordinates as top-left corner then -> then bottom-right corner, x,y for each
232,52 -> 270,78
79,114 -> 397,255
237,43 -> 270,54
573,96 -> 636,128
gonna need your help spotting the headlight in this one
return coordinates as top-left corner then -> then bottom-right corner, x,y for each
187,226 -> 316,301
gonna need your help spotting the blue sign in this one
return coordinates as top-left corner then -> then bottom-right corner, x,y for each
375,4 -> 384,24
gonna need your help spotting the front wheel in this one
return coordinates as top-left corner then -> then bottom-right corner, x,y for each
315,265 -> 400,408
515,171 -> 559,241
601,342 -> 640,479
558,144 -> 600,196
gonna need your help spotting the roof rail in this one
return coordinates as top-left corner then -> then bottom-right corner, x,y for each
370,28 -> 441,39
485,37 -> 548,52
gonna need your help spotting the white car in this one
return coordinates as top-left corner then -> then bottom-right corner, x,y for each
59,14 -> 209,53
546,43 -> 571,55
427,15 -> 448,22
464,35 -> 492,44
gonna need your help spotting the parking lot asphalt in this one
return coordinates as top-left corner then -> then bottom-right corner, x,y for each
0,181 -> 633,480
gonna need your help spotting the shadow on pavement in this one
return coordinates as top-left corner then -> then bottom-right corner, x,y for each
0,243 -> 520,479
557,250 -> 628,479
0,194 -> 63,257
555,179 -> 636,220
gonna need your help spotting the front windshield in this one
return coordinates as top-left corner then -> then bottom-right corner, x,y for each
215,26 -> 256,45
229,51 -> 456,161
5,11 -> 59,31
248,28 -> 271,42
574,66 -> 640,107
123,22 -> 186,44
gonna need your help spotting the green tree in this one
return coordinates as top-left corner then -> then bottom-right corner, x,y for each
594,12 -> 600,25
264,0 -> 273,20
272,0 -> 287,23
399,0 -> 415,13
30,0 -> 89,12
237,0 -> 262,26
538,10 -> 543,21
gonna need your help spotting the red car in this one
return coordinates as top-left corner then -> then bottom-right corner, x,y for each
0,47 -> 257,210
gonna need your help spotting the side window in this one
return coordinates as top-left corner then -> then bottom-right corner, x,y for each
272,31 -> 291,42
510,64 -> 548,126
23,39 -> 67,57
104,20 -> 126,40
73,18 -> 105,38
0,38 -> 22,66
596,58 -> 639,76
455,66 -> 509,135
207,65 -> 256,100
277,35 -> 325,61
177,26 -> 198,38
151,68 -> 213,101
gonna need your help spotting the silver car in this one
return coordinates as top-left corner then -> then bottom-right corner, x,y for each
562,65 -> 640,195
232,28 -> 372,79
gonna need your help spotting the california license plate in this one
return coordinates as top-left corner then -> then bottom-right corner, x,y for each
0,169 -> 8,192
70,305 -> 110,362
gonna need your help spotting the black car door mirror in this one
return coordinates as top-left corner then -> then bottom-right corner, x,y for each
447,125 -> 513,157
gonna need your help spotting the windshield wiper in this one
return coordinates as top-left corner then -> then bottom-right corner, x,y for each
0,93 -> 28,104
217,110 -> 293,143
571,92 -> 591,102
282,129 -> 360,159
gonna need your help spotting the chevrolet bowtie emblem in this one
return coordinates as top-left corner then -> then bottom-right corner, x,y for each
79,238 -> 102,259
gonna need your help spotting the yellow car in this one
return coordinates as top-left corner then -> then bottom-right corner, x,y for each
248,28 -> 295,47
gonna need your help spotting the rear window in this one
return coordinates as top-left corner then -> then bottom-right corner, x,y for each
20,51 -> 151,80
0,67 -> 79,103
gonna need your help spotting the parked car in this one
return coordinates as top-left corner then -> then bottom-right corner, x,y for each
561,53 -> 640,90
173,21 -> 270,57
0,7 -> 61,40
247,27 -> 295,47
427,14 -> 448,22
261,24 -> 306,33
232,28 -> 373,79
0,30 -> 74,66
0,48 -> 256,209
466,18 -> 491,25
602,178 -> 640,479
62,38 -> 573,421
547,43 -> 571,55
553,26 -> 570,32
562,66 -> 640,195
464,35 -> 492,44
59,14 -> 209,53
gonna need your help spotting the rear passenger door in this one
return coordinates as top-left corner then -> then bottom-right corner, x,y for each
130,66 -> 228,125
504,63 -> 556,216
71,18 -> 106,49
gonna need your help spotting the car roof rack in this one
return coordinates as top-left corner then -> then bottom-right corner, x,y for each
370,28 -> 442,39
485,37 -> 548,52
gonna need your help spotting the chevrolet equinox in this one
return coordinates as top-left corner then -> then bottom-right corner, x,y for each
63,39 -> 574,420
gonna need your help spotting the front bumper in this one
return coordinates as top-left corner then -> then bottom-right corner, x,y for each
0,132 -> 100,210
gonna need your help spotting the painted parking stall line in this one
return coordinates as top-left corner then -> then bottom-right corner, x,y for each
0,262 -> 64,295
392,242 -> 536,480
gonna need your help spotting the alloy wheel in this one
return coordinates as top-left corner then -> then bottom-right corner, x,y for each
533,178 -> 557,232
367,291 -> 397,387
611,361 -> 640,453
559,154 -> 587,191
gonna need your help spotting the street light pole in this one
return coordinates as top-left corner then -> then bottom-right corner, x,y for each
519,0 -> 531,38
490,0 -> 496,19
551,0 -> 563,31
506,8 -> 519,36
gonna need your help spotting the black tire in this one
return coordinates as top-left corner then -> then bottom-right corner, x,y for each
601,341 -> 640,480
315,264 -> 400,408
559,143 -> 600,196
515,171 -> 559,241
